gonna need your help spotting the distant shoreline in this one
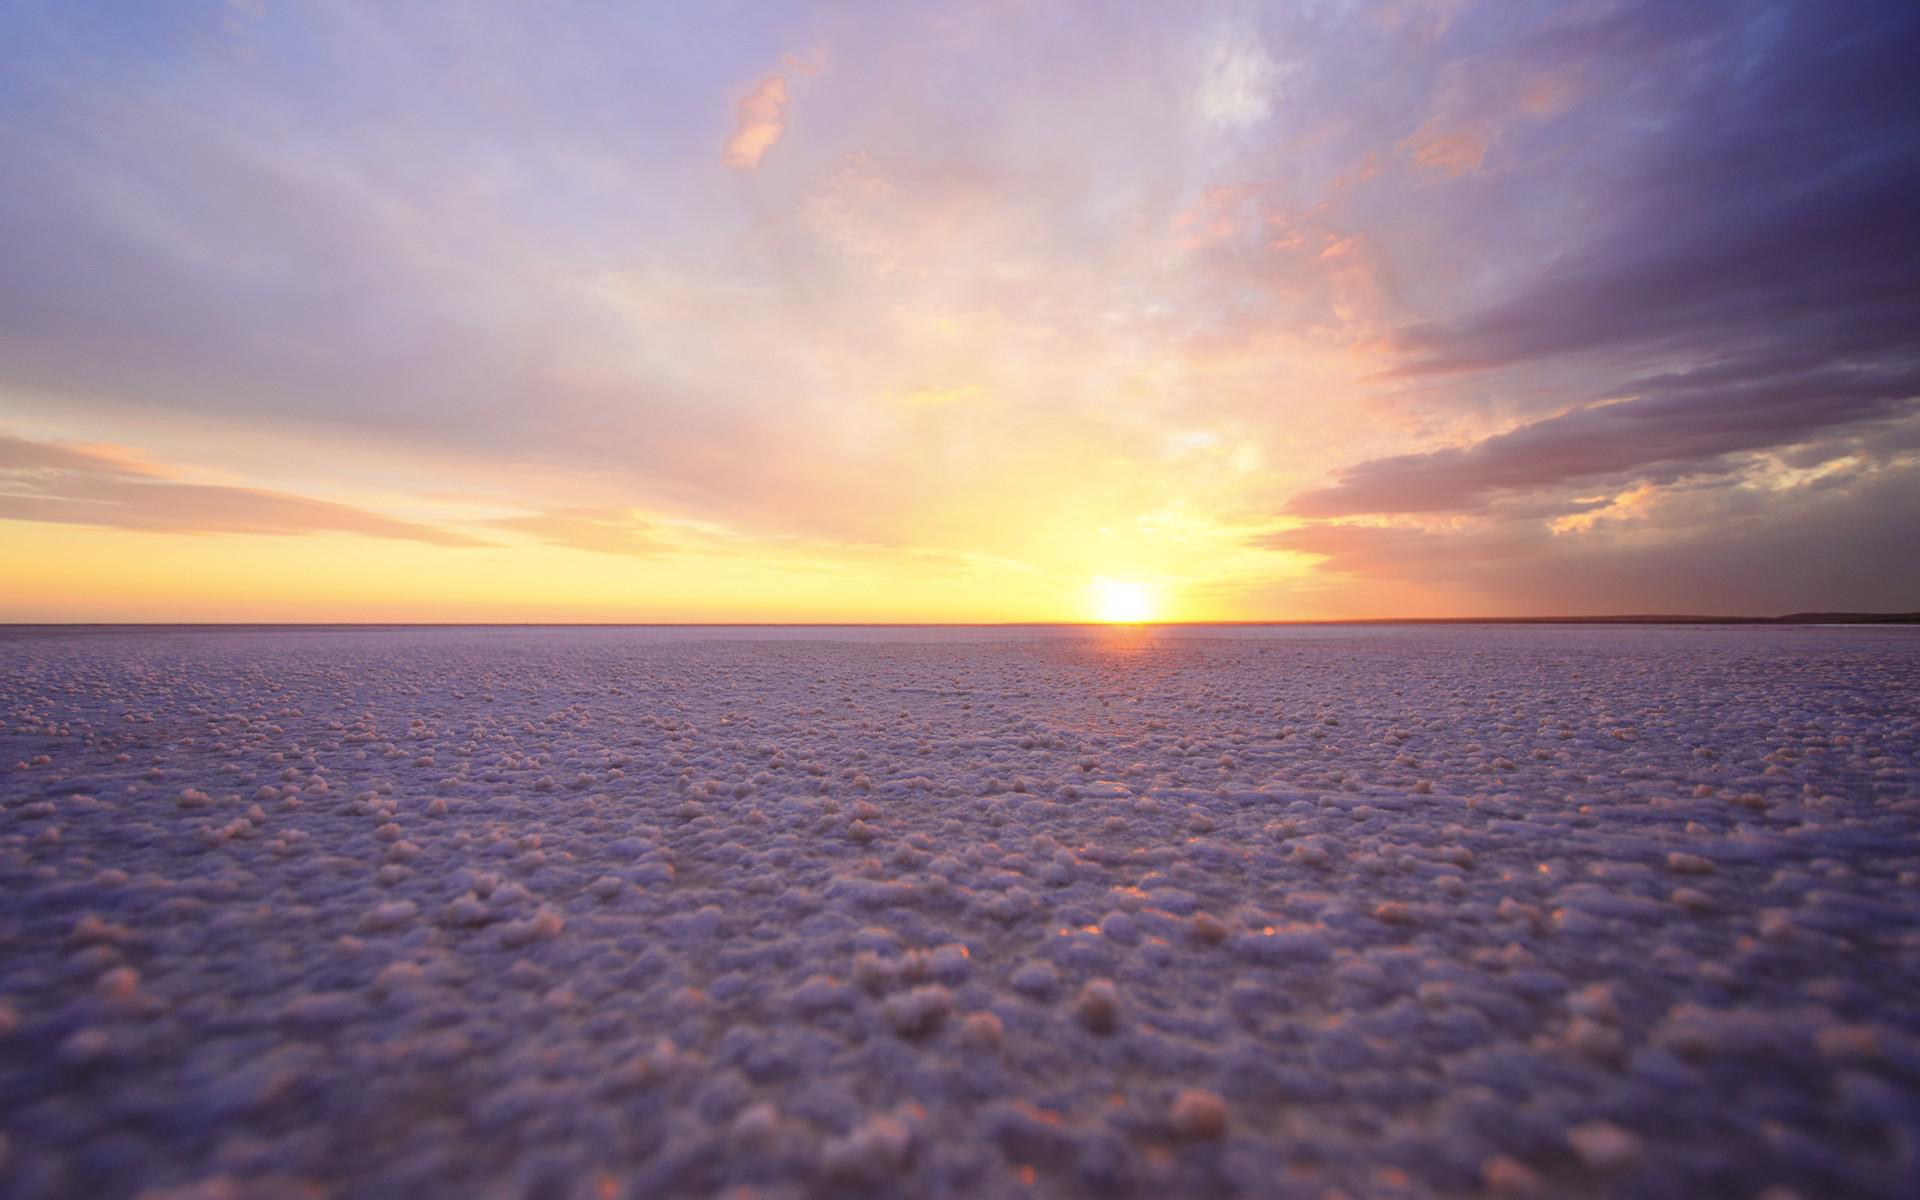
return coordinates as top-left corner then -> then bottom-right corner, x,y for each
0,612 -> 1915,635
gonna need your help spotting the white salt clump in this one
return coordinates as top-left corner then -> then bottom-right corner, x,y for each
1671,887 -> 1715,912
1189,912 -> 1229,944
1074,978 -> 1121,1033
821,1114 -> 913,1183
898,949 -> 932,984
1374,901 -> 1416,925
177,789 -> 214,809
1567,1120 -> 1642,1171
1568,984 -> 1619,1023
70,915 -> 132,946
959,1010 -> 1004,1049
927,943 -> 971,982
498,907 -> 565,947
1561,1017 -> 1625,1062
1814,1024 -> 1881,1064
358,900 -> 418,932
1667,852 -> 1714,875
1011,961 -> 1059,999
1481,1154 -> 1544,1195
1496,898 -> 1544,929
59,1028 -> 111,1064
852,951 -> 898,994
787,974 -> 851,1015
1098,911 -> 1140,944
283,992 -> 361,1024
373,961 -> 427,994
443,894 -> 491,926
588,875 -> 624,900
730,1101 -> 784,1150
1169,1088 -> 1228,1139
69,945 -> 119,973
882,984 -> 952,1037
96,966 -> 141,1000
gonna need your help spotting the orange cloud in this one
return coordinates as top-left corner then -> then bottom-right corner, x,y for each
724,75 -> 789,171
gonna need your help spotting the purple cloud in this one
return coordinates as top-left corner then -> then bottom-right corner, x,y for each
1290,360 -> 1920,517
1287,2 -> 1920,526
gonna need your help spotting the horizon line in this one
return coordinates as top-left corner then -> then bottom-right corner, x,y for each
3,612 -> 1917,630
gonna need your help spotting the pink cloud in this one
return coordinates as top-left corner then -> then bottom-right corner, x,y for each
724,75 -> 789,171
1399,123 -> 1487,176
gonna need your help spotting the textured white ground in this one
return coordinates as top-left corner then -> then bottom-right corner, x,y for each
2,625 -> 1918,1200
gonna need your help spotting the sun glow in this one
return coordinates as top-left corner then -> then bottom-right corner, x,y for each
1089,578 -> 1157,624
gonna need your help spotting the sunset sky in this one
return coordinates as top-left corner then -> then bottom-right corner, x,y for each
2,0 -> 1916,622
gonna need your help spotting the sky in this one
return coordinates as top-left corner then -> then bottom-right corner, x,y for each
1,0 -> 1917,622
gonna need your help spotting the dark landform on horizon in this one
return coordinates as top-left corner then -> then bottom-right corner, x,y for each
0,613 -> 1915,639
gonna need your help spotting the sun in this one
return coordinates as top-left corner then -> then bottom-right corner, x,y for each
1089,578 -> 1158,624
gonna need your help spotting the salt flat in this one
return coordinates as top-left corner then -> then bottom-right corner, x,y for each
1,625 -> 1917,1200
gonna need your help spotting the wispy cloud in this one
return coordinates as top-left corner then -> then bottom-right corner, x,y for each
487,507 -> 670,557
0,434 -> 481,547
1288,363 -> 1920,518
1397,120 -> 1485,177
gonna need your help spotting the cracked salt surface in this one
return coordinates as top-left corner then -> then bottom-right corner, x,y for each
1,624 -> 1917,1199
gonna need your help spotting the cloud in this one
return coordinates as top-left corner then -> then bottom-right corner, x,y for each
1258,456 -> 1920,616
1398,121 -> 1485,176
0,433 -> 482,546
1285,2 -> 1920,527
1386,4 -> 1920,374
724,74 -> 790,170
1197,30 -> 1280,129
1289,360 -> 1920,517
487,507 -> 670,557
